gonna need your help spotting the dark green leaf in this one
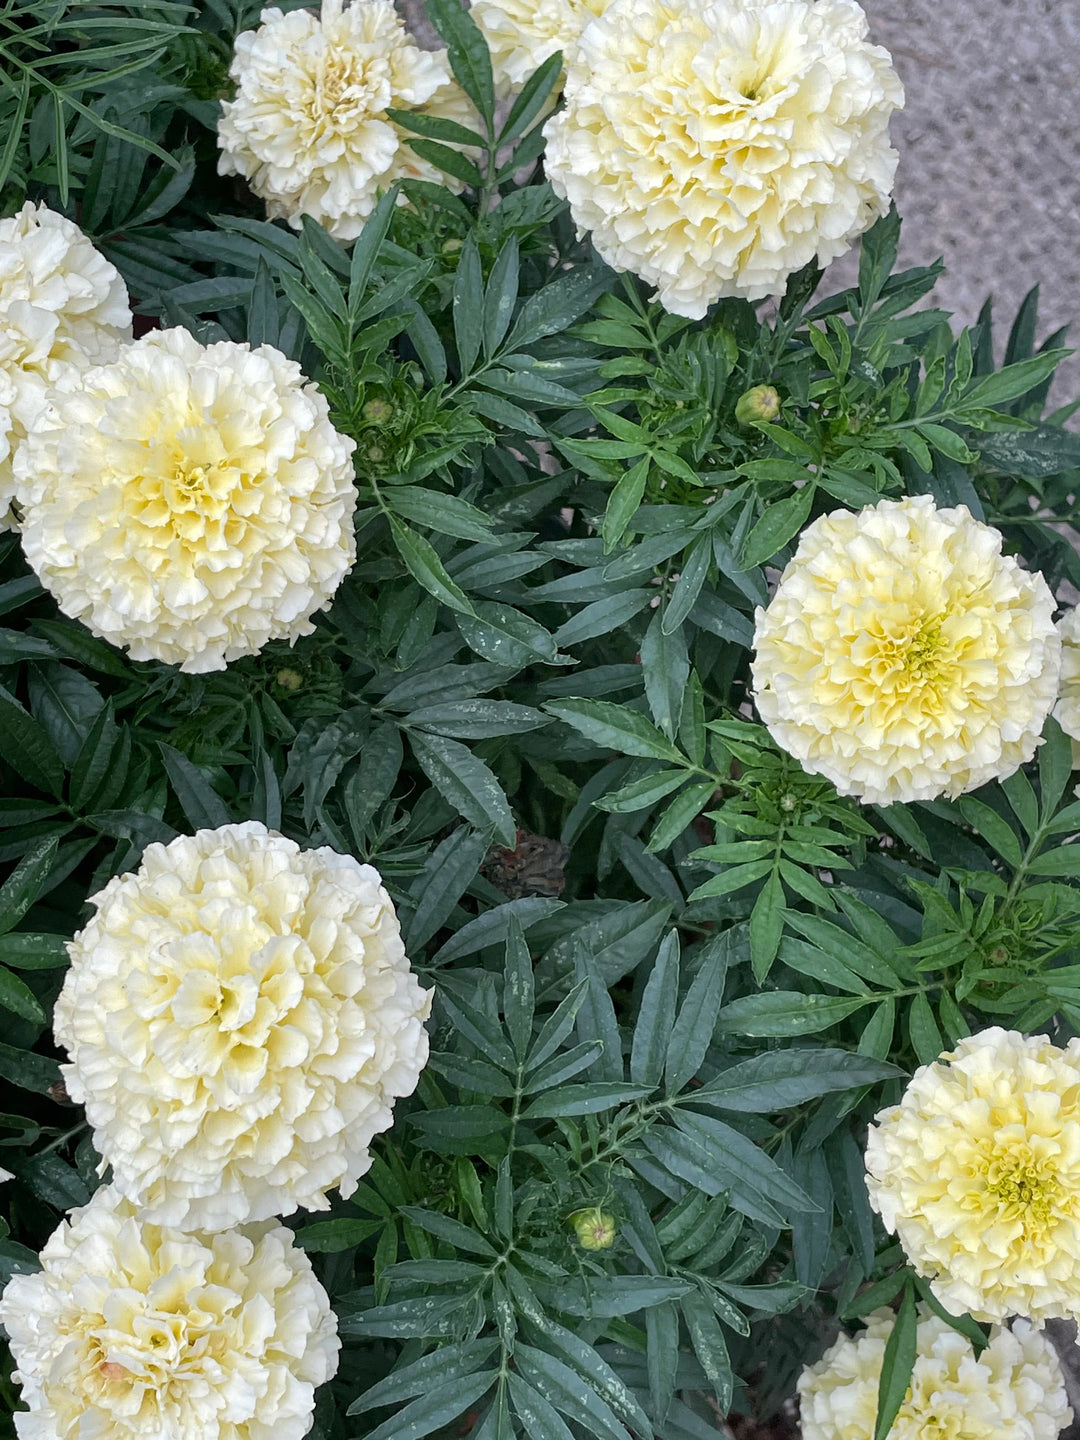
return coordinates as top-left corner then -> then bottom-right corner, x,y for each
295,1218 -> 383,1252
425,0 -> 495,128
389,518 -> 477,616
717,990 -> 869,1037
354,1372 -> 499,1440
503,913 -> 534,1060
664,945 -> 728,1094
0,965 -> 45,1022
691,1049 -> 900,1111
875,1281 -> 917,1440
0,835 -> 59,938
738,487 -> 814,569
483,236 -> 520,357
158,742 -> 230,830
680,1290 -> 733,1412
0,1041 -> 60,1094
506,267 -> 613,351
519,1083 -> 651,1118
453,234 -> 485,375
409,731 -> 516,845
630,932 -> 679,1087
349,1342 -> 499,1415
0,687 -> 64,797
0,932 -> 69,969
544,699 -> 685,763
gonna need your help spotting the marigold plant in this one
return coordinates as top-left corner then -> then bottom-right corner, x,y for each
0,2 -> 1078,1439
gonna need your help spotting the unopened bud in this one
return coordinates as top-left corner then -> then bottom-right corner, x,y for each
275,667 -> 303,692
362,397 -> 394,424
735,384 -> 780,425
571,1208 -> 617,1250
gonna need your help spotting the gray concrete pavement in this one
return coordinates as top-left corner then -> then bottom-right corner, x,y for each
840,0 -> 1080,405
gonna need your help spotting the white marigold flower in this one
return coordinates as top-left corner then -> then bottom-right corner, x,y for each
798,1306 -> 1071,1440
217,0 -> 468,241
865,1028 -> 1080,1324
0,202 -> 131,527
471,0 -> 609,89
0,1185 -> 339,1440
542,0 -> 903,319
14,327 -> 357,674
751,495 -> 1060,805
1053,605 -> 1080,768
54,822 -> 432,1231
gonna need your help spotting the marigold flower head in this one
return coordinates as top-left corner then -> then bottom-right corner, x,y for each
542,0 -> 902,318
54,822 -> 432,1231
0,202 -> 131,527
14,326 -> 357,674
865,1028 -> 1080,1324
1053,604 -> 1080,768
751,495 -> 1060,805
471,0 -> 610,89
217,0 -> 470,240
798,1306 -> 1071,1440
0,1185 -> 339,1440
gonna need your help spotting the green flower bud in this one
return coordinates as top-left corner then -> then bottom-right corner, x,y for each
735,384 -> 781,425
275,667 -> 303,692
571,1208 -> 617,1250
362,397 -> 394,425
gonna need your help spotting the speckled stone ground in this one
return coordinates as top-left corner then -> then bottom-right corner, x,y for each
833,0 -> 1080,407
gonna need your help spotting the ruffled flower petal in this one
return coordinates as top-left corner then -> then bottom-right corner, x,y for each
53,822 -> 432,1231
798,1305 -> 1071,1439
0,202 -> 131,528
866,1028 -> 1080,1324
542,0 -> 903,317
14,327 -> 357,673
0,1186 -> 339,1440
217,0 -> 467,239
751,495 -> 1061,805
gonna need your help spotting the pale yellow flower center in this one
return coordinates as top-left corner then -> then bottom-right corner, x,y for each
869,613 -> 947,690
983,1145 -> 1063,1232
125,415 -> 259,549
85,1293 -> 225,1410
168,459 -> 224,511
907,1414 -> 992,1440
307,50 -> 391,126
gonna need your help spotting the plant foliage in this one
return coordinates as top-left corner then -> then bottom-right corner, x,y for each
1,2 -> 1080,1435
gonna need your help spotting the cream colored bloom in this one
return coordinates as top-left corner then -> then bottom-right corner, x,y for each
798,1306 -> 1071,1440
751,495 -> 1060,805
54,823 -> 432,1231
14,326 -> 356,674
1053,605 -> 1080,768
865,1029 -> 1080,1324
471,0 -> 609,88
542,0 -> 902,318
218,0 -> 470,240
0,202 -> 131,526
0,1185 -> 339,1440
